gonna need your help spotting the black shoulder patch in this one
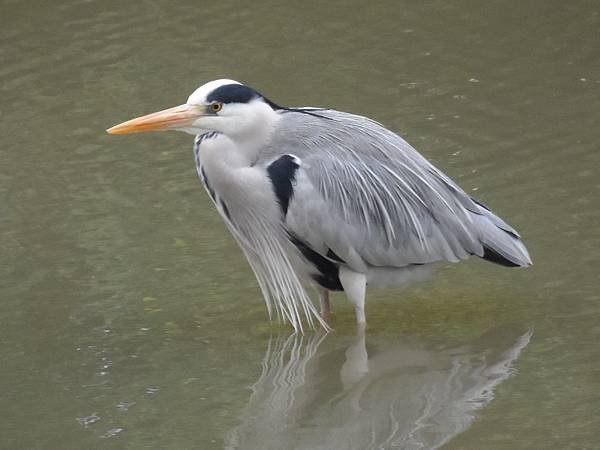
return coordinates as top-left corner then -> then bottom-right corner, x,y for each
267,155 -> 299,216
206,84 -> 260,104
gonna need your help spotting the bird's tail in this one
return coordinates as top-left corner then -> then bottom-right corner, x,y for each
470,199 -> 532,268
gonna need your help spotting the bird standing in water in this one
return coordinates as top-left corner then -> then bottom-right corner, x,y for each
107,79 -> 531,332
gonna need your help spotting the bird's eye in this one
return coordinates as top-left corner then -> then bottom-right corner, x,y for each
210,102 -> 223,113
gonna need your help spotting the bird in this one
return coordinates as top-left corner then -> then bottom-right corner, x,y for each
107,79 -> 532,332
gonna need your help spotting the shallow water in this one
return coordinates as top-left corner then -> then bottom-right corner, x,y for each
1,1 -> 599,449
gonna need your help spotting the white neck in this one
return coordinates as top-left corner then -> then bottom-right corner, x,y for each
222,101 -> 280,167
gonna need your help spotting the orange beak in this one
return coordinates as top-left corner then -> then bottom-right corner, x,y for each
106,104 -> 202,135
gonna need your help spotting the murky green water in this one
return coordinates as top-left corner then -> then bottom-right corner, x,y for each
2,1 -> 599,448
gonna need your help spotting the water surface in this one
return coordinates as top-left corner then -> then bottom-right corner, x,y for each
1,1 -> 599,449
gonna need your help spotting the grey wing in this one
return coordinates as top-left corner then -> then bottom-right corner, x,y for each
259,109 -> 531,272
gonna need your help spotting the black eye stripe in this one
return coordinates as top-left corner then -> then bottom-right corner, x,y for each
206,84 -> 260,104
205,83 -> 285,111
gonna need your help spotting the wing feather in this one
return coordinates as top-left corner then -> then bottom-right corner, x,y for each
258,109 -> 531,270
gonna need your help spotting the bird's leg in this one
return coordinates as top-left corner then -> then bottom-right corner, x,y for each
319,288 -> 332,319
340,321 -> 368,388
339,267 -> 367,325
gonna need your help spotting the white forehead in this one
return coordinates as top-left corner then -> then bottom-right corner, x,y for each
186,79 -> 242,104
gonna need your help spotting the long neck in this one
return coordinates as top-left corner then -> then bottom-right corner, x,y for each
194,104 -> 280,205
225,104 -> 281,167
195,128 -> 268,203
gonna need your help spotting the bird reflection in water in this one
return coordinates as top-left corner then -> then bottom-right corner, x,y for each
225,328 -> 532,450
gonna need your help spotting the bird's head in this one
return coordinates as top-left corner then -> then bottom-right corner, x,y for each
107,79 -> 281,138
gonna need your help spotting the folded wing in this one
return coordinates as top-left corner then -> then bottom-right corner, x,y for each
259,109 -> 531,272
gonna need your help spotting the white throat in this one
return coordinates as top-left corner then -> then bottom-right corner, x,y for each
236,106 -> 279,162
217,100 -> 280,167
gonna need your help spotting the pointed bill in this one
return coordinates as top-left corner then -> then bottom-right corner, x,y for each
106,104 -> 201,135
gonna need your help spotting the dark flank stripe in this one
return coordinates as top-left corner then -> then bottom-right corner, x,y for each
267,155 -> 299,216
288,234 -> 344,291
326,248 -> 346,263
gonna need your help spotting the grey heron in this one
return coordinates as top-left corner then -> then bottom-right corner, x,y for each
107,79 -> 532,332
